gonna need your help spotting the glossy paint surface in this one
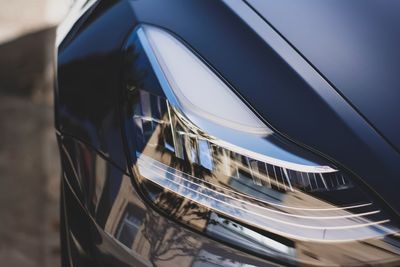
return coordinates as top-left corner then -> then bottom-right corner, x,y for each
247,0 -> 400,153
126,0 -> 400,215
56,0 -> 400,266
60,135 -> 277,266
58,0 -> 400,214
122,25 -> 400,265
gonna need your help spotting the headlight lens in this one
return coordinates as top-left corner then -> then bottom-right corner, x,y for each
126,25 -> 400,265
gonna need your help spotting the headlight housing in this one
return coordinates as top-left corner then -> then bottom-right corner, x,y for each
123,25 -> 400,266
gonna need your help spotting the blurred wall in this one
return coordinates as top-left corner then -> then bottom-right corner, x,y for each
0,1 -> 71,266
0,0 -> 72,44
0,0 -> 72,101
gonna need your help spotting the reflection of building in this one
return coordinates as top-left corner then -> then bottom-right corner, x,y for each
104,177 -> 150,256
192,249 -> 256,267
116,203 -> 144,248
103,175 -> 279,266
97,88 -> 400,266
205,213 -> 295,261
104,176 -> 202,267
95,149 -> 400,267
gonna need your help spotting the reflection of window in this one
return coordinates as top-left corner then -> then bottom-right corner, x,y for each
229,176 -> 282,202
205,213 -> 294,259
193,249 -> 256,267
116,204 -> 144,248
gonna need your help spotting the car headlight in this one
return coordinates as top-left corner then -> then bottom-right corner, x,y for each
124,25 -> 400,265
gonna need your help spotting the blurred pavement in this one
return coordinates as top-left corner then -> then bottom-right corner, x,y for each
0,1 -> 71,266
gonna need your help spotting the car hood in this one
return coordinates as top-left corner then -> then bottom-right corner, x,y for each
247,0 -> 400,153
129,0 -> 400,213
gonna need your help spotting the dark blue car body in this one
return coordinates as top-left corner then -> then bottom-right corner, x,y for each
56,1 -> 400,266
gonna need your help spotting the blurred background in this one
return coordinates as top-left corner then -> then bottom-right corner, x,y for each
0,0 -> 72,266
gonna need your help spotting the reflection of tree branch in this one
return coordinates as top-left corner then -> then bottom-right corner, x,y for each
140,207 -> 202,266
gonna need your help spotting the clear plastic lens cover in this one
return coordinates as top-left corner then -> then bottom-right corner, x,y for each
126,25 -> 400,264
142,25 -> 269,135
133,90 -> 397,242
